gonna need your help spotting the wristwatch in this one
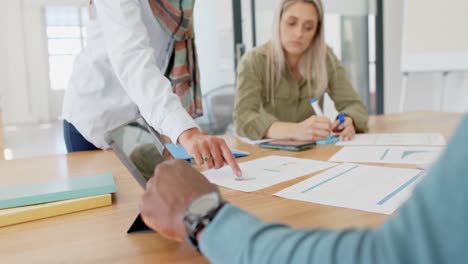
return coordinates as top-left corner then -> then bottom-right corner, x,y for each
183,192 -> 225,251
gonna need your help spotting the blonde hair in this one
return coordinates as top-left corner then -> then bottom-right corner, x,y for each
265,0 -> 328,103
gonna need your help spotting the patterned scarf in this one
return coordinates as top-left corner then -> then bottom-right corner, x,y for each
90,0 -> 203,118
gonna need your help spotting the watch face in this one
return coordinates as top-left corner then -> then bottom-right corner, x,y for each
188,192 -> 220,216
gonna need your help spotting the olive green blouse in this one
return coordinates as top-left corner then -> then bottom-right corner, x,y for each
234,43 -> 368,139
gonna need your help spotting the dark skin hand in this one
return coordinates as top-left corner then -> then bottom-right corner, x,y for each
140,160 -> 219,242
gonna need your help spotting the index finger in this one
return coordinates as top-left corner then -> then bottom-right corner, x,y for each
219,142 -> 242,177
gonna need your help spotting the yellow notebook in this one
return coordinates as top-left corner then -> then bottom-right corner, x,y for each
0,194 -> 112,227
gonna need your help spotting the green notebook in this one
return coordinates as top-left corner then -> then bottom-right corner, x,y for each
0,172 -> 117,210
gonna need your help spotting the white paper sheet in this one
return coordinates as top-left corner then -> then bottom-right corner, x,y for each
329,146 -> 443,164
275,163 -> 425,214
202,155 -> 336,192
416,163 -> 433,170
336,133 -> 446,146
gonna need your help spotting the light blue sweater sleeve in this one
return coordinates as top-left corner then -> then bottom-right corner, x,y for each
200,115 -> 468,264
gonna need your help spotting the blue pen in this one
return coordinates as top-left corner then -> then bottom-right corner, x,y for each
338,113 -> 345,129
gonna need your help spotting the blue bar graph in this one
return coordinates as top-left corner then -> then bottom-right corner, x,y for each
380,148 -> 390,160
377,171 -> 425,205
301,165 -> 359,194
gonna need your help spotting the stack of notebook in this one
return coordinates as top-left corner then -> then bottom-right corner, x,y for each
0,172 -> 117,227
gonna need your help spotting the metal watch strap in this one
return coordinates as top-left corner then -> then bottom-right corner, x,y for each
186,202 -> 226,251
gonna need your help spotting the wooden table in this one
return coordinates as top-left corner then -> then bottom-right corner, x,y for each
0,112 -> 463,263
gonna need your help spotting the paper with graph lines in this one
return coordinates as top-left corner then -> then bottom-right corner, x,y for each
336,133 -> 446,146
202,155 -> 336,192
275,163 -> 425,214
329,146 -> 443,164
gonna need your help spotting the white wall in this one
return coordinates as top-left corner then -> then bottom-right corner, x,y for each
384,0 -> 468,113
0,1 -> 35,124
402,0 -> 468,72
0,1 -> 6,113
0,0 -> 86,125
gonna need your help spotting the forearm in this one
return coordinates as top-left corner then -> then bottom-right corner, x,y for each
200,205 -> 378,264
234,110 -> 278,140
339,105 -> 368,133
264,121 -> 297,139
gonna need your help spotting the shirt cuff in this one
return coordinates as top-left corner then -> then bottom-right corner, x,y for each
199,204 -> 264,262
158,108 -> 199,144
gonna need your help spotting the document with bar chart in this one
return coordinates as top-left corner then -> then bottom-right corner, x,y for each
274,163 -> 425,214
335,133 -> 446,146
328,146 -> 443,164
202,155 -> 336,192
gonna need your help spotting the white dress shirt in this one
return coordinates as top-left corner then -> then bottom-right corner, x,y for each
62,0 -> 198,149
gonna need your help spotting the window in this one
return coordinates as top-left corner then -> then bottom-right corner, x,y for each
45,6 -> 88,91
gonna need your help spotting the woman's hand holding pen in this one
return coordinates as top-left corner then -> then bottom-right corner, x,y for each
332,116 -> 355,141
293,116 -> 332,141
178,128 -> 242,177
